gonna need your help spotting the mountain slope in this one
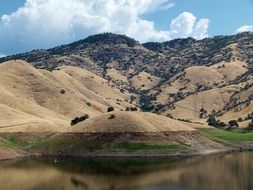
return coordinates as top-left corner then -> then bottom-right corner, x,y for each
0,60 -> 204,135
1,32 -> 253,123
0,60 -> 134,132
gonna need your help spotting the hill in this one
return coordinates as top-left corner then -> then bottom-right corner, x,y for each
0,60 -> 202,134
0,60 -> 134,132
1,32 -> 252,124
72,111 -> 197,133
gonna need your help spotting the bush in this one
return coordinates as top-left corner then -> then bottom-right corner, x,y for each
166,114 -> 173,118
108,114 -> 116,119
130,107 -> 138,111
107,106 -> 114,112
125,107 -> 138,111
228,120 -> 239,129
60,89 -> 66,94
247,119 -> 253,129
207,115 -> 226,128
86,102 -> 92,107
207,115 -> 217,126
237,117 -> 243,122
248,122 -> 253,129
70,114 -> 89,126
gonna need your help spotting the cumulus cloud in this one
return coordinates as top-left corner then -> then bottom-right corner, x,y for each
236,25 -> 253,33
0,0 -> 209,55
169,12 -> 209,39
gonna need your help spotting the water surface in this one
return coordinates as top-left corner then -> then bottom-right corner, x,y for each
0,152 -> 253,190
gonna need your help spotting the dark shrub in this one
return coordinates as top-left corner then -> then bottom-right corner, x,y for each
86,102 -> 92,107
247,118 -> 253,130
130,107 -> 138,111
108,114 -> 116,119
70,114 -> 89,126
60,89 -> 66,94
166,114 -> 173,118
107,106 -> 114,112
125,107 -> 138,111
228,120 -> 239,129
207,115 -> 217,126
207,115 -> 226,128
248,122 -> 253,129
79,114 -> 89,121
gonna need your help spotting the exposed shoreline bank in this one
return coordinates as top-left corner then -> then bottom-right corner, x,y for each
1,146 -> 253,162
1,130 -> 253,161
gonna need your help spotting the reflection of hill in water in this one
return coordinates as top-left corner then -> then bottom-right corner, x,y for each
0,153 -> 253,190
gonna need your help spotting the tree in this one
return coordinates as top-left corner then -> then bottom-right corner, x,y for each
247,118 -> 253,129
228,120 -> 239,129
125,107 -> 138,111
108,114 -> 116,119
207,115 -> 226,128
130,107 -> 138,111
79,114 -> 89,121
70,114 -> 89,126
107,106 -> 114,112
207,115 -> 217,126
60,89 -> 66,94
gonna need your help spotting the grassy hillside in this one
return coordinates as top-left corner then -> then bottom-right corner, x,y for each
1,32 -> 252,123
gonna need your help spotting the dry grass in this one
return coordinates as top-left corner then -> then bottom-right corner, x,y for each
0,60 -> 133,132
72,111 -> 196,133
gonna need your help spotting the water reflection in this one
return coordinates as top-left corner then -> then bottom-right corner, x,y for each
0,152 -> 253,190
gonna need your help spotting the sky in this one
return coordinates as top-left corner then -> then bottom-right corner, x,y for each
0,0 -> 252,56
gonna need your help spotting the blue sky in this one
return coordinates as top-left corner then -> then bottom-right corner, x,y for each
145,0 -> 253,36
0,0 -> 252,56
0,1 -> 25,16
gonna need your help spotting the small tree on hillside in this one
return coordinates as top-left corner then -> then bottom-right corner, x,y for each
237,117 -> 243,122
70,114 -> 89,126
207,115 -> 217,126
108,114 -> 116,119
228,120 -> 239,129
207,115 -> 226,128
107,106 -> 114,112
247,118 -> 253,129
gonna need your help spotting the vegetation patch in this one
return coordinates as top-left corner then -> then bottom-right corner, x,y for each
198,128 -> 253,142
0,136 -> 30,149
116,141 -> 185,152
30,135 -> 103,152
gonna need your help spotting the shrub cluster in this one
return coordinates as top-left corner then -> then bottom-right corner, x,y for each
108,114 -> 116,119
125,107 -> 138,111
107,106 -> 114,112
207,115 -> 226,128
70,114 -> 89,126
207,116 -> 239,129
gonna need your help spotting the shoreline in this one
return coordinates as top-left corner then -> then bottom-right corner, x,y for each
1,146 -> 252,161
1,130 -> 253,161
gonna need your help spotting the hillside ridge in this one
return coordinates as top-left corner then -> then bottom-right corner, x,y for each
0,32 -> 253,123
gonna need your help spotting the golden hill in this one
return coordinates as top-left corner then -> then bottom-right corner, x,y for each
1,33 -> 252,126
71,111 -> 197,133
0,60 -> 201,133
0,60 -> 133,132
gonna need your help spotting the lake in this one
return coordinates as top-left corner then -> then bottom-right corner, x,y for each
0,152 -> 253,190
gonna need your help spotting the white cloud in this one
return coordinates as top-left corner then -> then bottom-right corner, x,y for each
236,25 -> 253,33
0,0 -> 209,55
169,12 -> 209,40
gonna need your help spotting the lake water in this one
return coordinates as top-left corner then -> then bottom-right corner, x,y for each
0,152 -> 253,190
